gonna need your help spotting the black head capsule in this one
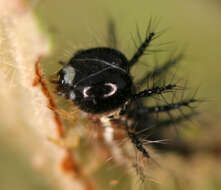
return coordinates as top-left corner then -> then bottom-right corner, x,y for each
57,47 -> 133,114
55,28 -> 199,161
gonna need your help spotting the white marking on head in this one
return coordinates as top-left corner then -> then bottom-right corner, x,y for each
63,66 -> 75,85
69,91 -> 76,100
83,86 -> 91,98
104,83 -> 117,97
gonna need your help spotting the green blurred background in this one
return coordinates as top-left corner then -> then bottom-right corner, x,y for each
1,0 -> 221,189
